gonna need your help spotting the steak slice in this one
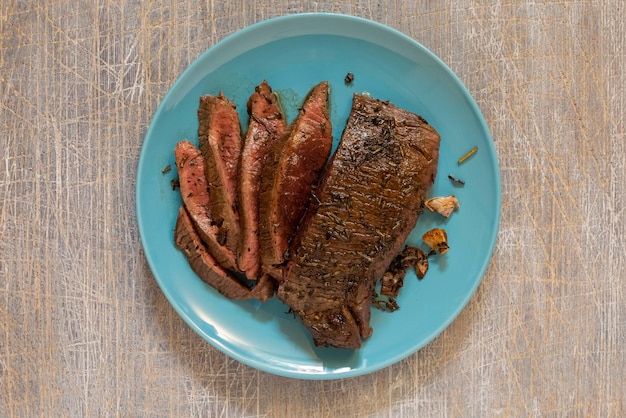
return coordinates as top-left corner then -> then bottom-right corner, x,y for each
198,93 -> 242,265
237,81 -> 287,279
258,81 -> 333,272
278,94 -> 441,349
175,140 -> 236,270
174,206 -> 275,302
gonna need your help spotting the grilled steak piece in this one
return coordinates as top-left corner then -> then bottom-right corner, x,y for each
198,93 -> 242,265
174,206 -> 275,301
175,140 -> 236,270
237,81 -> 287,279
258,81 -> 333,272
174,206 -> 251,299
278,94 -> 441,349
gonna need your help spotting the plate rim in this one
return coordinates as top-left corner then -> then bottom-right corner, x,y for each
136,12 -> 502,380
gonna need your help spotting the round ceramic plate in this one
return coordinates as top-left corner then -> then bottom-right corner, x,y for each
137,13 -> 501,379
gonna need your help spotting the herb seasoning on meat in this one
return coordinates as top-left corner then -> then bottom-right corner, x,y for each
277,93 -> 440,349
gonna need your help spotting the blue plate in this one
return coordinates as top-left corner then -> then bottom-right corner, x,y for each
137,13 -> 501,379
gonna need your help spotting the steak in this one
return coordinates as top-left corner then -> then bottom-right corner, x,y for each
277,94 -> 441,349
258,81 -> 333,273
174,206 -> 275,301
175,140 -> 236,270
237,81 -> 287,279
198,93 -> 242,264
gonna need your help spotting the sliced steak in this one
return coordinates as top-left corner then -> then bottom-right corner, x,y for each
175,140 -> 236,270
258,81 -> 333,272
237,81 -> 287,279
174,206 -> 275,301
278,94 -> 441,349
198,93 -> 242,265
174,206 -> 251,299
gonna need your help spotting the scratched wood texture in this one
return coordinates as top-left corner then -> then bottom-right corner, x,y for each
1,0 -> 625,416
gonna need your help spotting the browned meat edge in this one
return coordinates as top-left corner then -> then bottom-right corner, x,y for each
258,81 -> 333,272
237,81 -> 287,279
198,93 -> 242,266
278,94 -> 441,349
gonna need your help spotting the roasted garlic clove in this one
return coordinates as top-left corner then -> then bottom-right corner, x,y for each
398,246 -> 424,268
422,228 -> 449,254
397,246 -> 429,280
380,270 -> 405,297
424,195 -> 459,218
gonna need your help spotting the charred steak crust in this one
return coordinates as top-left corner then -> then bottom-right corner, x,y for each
278,94 -> 441,349
258,81 -> 333,271
175,140 -> 236,270
198,93 -> 242,266
174,206 -> 276,301
237,81 -> 287,279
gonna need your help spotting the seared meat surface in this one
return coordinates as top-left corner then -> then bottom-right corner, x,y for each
278,94 -> 441,349
174,86 -> 441,350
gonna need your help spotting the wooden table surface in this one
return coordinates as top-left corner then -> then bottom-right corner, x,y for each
1,1 -> 624,416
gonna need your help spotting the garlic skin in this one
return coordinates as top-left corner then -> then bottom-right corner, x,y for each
424,195 -> 459,218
